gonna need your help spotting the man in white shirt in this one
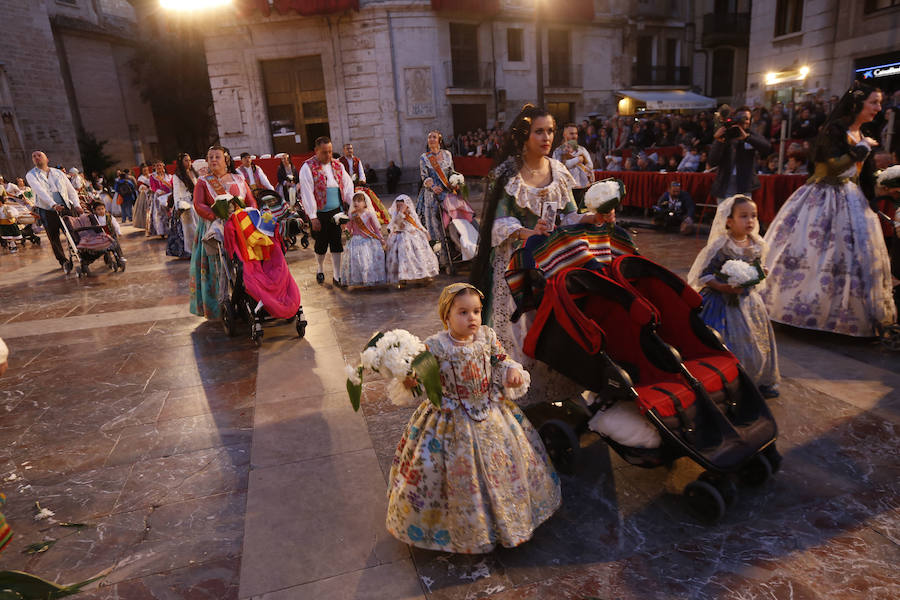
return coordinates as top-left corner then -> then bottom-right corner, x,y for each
338,143 -> 366,184
299,136 -> 355,286
25,150 -> 82,272
237,153 -> 274,192
552,123 -> 594,189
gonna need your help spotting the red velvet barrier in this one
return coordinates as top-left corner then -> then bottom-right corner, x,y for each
593,170 -> 807,224
452,156 -> 494,177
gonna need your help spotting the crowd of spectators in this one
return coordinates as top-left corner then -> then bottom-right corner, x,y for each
447,89 -> 900,176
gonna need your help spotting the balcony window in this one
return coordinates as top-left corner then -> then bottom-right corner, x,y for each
710,48 -> 734,97
774,0 -> 803,36
450,23 -> 479,87
507,28 -> 523,62
548,29 -> 571,87
865,0 -> 900,11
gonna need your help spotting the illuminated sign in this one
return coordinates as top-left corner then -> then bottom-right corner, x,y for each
856,61 -> 900,80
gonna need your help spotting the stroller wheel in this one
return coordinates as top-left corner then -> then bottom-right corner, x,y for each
761,444 -> 782,474
880,324 -> 900,351
538,419 -> 580,476
684,480 -> 726,524
698,471 -> 738,507
251,330 -> 264,347
300,234 -> 309,249
222,301 -> 237,337
738,453 -> 773,487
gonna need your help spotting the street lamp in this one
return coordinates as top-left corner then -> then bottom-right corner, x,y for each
159,0 -> 232,10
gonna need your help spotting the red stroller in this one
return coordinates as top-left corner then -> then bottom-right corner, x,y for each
219,209 -> 306,345
519,265 -> 779,523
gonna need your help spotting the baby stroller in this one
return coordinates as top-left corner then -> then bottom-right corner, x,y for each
510,258 -> 779,523
4,200 -> 41,247
255,189 -> 308,253
63,214 -> 126,276
436,192 -> 479,275
216,206 -> 307,345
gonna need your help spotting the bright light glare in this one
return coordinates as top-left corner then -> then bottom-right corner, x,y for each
160,0 -> 232,10
765,72 -> 777,85
799,65 -> 810,78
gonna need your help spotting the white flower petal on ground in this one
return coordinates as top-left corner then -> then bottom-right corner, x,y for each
34,507 -> 55,521
345,364 -> 362,386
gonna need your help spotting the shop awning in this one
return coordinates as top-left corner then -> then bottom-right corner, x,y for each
616,89 -> 717,111
236,0 -> 359,17
431,0 -> 500,15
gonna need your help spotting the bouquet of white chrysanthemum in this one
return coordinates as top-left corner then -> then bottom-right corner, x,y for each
448,172 -> 468,199
346,329 -> 441,410
717,259 -> 765,287
584,178 -> 625,213
877,164 -> 900,190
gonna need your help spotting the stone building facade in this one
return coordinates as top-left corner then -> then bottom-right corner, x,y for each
689,0 -> 752,106
745,0 -> 900,105
0,0 -> 159,179
200,0 -> 679,169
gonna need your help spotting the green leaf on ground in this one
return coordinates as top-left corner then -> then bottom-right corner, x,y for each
0,570 -> 105,598
57,523 -> 88,529
22,540 -> 56,555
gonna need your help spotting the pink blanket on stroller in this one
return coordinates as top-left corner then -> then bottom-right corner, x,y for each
440,193 -> 475,229
224,220 -> 301,319
67,215 -> 114,251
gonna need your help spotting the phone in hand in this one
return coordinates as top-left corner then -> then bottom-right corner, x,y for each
540,202 -> 557,233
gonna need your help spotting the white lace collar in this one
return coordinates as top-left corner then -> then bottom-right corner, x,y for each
504,158 -> 575,216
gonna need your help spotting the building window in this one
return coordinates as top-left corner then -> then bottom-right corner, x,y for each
451,103 -> 486,136
547,29 -> 571,86
865,0 -> 900,11
450,23 -> 480,87
507,28 -> 524,62
547,102 -> 574,127
774,0 -> 803,36
261,56 -> 329,154
710,48 -> 734,97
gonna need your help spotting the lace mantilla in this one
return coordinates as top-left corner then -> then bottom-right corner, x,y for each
504,158 -> 576,216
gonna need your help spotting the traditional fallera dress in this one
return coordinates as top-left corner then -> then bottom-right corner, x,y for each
133,174 -> 151,230
148,173 -> 172,237
689,225 -> 780,388
485,157 -> 584,405
386,197 -> 439,283
763,127 -> 896,336
172,172 -> 199,258
416,149 -> 456,252
340,200 -> 387,287
386,326 -> 561,554
190,174 -> 256,319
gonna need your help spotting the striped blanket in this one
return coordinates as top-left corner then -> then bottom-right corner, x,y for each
505,223 -> 637,317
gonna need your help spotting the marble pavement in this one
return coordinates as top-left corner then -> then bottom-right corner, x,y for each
0,218 -> 897,599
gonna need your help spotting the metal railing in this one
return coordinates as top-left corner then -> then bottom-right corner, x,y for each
444,60 -> 494,89
547,63 -> 583,88
632,64 -> 691,86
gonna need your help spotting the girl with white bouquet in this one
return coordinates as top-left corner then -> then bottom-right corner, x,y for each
346,284 -> 561,553
687,195 -> 780,398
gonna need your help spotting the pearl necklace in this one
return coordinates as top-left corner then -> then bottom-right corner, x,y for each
522,156 -> 546,177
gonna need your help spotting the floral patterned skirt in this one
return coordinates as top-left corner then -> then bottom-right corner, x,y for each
386,398 -> 561,554
189,219 -> 221,320
132,189 -> 149,230
386,231 -> 439,283
763,182 -> 896,336
341,235 -> 387,286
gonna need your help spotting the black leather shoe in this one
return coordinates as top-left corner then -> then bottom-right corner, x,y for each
316,272 -> 325,284
333,277 -> 344,288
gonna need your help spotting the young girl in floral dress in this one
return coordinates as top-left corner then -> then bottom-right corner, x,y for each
385,195 -> 439,284
687,195 -> 780,397
340,191 -> 387,287
386,283 -> 561,554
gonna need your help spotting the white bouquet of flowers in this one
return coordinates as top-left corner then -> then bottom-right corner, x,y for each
584,178 -> 625,213
717,259 -> 765,287
448,172 -> 469,199
876,164 -> 900,189
346,329 -> 441,410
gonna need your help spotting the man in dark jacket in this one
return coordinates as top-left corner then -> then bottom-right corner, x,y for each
708,107 -> 772,203
386,161 -> 402,194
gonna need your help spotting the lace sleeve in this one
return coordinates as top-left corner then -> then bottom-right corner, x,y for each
492,216 -> 522,247
485,327 -> 531,400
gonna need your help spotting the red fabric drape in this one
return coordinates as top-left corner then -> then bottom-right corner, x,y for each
430,0 -> 501,15
592,170 -> 807,224
452,156 -> 494,177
